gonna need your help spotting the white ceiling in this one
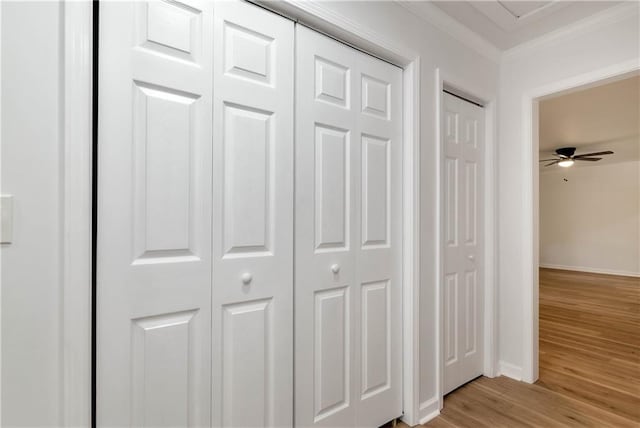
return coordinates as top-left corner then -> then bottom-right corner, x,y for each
539,74 -> 640,167
430,1 -> 622,50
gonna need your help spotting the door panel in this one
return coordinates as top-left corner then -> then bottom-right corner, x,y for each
295,25 -> 402,428
314,287 -> 350,420
315,124 -> 349,251
221,299 -> 273,427
97,1 -> 213,425
211,2 -> 294,427
131,310 -> 198,427
442,92 -> 485,395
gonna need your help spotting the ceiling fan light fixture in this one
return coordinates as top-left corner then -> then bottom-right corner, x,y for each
558,159 -> 574,167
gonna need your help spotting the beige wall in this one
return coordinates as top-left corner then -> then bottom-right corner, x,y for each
540,159 -> 640,276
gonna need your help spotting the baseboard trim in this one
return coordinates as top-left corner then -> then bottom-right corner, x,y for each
539,264 -> 640,278
498,360 -> 523,381
417,397 -> 440,425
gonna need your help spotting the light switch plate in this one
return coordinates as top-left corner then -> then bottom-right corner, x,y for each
1,195 -> 14,244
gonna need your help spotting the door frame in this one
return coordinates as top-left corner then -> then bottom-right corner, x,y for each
254,1 -> 423,424
60,0 -> 94,426
435,69 -> 498,409
521,59 -> 640,384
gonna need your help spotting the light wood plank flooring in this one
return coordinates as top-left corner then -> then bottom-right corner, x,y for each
420,268 -> 640,427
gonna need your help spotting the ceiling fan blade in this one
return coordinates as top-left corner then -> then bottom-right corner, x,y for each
574,151 -> 613,158
539,158 -> 560,162
544,160 -> 560,167
575,157 -> 602,161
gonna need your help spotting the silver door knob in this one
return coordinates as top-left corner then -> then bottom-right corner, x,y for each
468,255 -> 475,261
241,272 -> 253,284
330,264 -> 340,274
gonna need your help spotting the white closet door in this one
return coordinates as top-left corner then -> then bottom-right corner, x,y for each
211,2 -> 294,427
442,92 -> 485,395
295,25 -> 402,427
98,1 -> 213,426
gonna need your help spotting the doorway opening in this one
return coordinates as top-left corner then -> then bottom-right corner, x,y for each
524,65 -> 640,384
533,72 -> 640,423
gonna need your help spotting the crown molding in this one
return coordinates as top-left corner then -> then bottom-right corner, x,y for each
394,0 -> 501,63
503,2 -> 639,60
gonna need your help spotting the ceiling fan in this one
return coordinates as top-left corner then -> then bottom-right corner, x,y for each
540,147 -> 614,167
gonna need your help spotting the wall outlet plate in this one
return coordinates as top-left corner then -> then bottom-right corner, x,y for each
1,195 -> 14,244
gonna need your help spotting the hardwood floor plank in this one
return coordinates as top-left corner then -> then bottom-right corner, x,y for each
537,367 -> 640,421
420,269 -> 640,427
475,376 -> 632,428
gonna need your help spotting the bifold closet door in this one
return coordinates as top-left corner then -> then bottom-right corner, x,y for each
98,0 -> 293,426
211,2 -> 294,427
295,25 -> 403,427
98,1 -> 214,425
442,92 -> 485,395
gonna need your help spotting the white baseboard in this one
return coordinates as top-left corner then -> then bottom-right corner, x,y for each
417,397 -> 440,425
498,360 -> 523,381
539,263 -> 640,278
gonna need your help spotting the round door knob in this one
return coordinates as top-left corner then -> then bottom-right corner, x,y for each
241,272 -> 253,284
468,255 -> 475,261
331,264 -> 340,274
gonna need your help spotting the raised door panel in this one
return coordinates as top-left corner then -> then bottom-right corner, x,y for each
136,0 -> 202,62
131,310 -> 198,427
222,300 -> 273,427
361,75 -> 390,120
315,57 -> 350,108
445,157 -> 459,249
98,1 -> 213,426
464,271 -> 477,357
464,161 -> 477,246
361,135 -> 390,248
444,273 -> 458,367
211,2 -> 293,427
361,280 -> 390,399
315,125 -> 350,252
132,82 -> 200,263
314,287 -> 350,422
222,103 -> 273,256
224,22 -> 274,85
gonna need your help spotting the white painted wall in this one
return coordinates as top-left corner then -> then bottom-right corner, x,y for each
1,2 -> 64,426
539,160 -> 640,277
498,2 -> 640,381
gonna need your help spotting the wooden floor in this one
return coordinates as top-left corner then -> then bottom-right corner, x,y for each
421,268 -> 640,427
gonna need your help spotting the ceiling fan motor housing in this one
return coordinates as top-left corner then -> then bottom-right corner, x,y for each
556,147 -> 576,158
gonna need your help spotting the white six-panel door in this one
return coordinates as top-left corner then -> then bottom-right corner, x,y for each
295,26 -> 403,427
442,92 -> 485,395
98,1 -> 214,425
211,2 -> 294,427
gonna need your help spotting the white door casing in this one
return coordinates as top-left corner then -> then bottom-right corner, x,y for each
294,25 -> 403,427
211,1 -> 294,427
97,0 -> 214,425
442,92 -> 485,395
